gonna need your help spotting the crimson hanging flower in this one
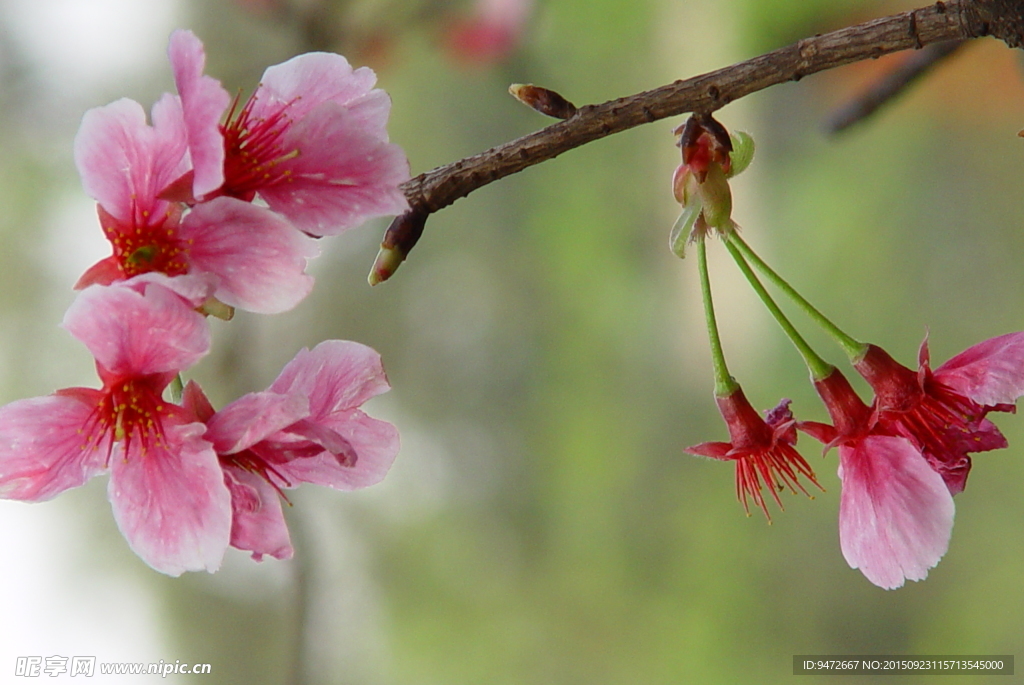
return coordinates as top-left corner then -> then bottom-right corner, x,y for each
800,368 -> 954,590
854,334 -> 1024,494
686,387 -> 821,520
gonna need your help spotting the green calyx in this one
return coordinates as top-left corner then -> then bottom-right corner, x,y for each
726,131 -> 755,179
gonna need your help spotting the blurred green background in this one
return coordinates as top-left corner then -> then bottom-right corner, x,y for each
0,0 -> 1023,683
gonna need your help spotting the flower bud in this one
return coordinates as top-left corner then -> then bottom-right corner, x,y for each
509,84 -> 577,119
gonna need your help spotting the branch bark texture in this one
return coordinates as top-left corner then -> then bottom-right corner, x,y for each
375,0 -> 1024,281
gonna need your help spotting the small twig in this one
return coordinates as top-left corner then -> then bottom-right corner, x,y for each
826,40 -> 966,134
371,0 -> 1024,282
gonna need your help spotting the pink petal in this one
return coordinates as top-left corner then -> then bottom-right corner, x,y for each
180,197 -> 318,314
74,97 -> 188,224
269,340 -> 391,414
63,281 -> 210,378
271,410 -> 399,490
0,393 -> 109,501
224,467 -> 294,561
181,379 -> 216,423
934,332 -> 1024,406
252,53 -> 384,130
168,30 -> 229,198
108,419 -> 230,575
205,390 -> 309,455
121,272 -> 218,309
258,103 -> 409,236
837,435 -> 954,590
75,255 -> 123,289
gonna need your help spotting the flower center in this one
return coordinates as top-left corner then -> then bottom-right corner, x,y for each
84,376 -> 170,462
99,205 -> 189,279
222,449 -> 293,503
220,93 -> 300,200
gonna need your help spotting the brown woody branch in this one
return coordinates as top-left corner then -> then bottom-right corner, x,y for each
370,0 -> 1024,283
825,40 -> 967,134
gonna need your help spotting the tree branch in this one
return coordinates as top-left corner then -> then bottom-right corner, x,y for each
825,40 -> 966,134
370,0 -> 1024,283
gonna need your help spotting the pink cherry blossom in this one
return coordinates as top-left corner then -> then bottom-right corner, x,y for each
183,340 -> 399,562
445,0 -> 534,65
686,387 -> 821,520
74,96 -> 316,314
801,368 -> 954,590
0,280 -> 231,576
170,30 -> 410,236
854,333 -> 1024,494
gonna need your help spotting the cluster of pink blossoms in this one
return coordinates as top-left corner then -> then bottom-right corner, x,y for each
0,31 -> 409,575
676,115 -> 1024,589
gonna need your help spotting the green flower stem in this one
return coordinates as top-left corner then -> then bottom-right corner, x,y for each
723,237 -> 834,381
727,233 -> 867,362
697,235 -> 739,397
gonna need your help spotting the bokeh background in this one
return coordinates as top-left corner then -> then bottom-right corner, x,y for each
0,0 -> 1023,683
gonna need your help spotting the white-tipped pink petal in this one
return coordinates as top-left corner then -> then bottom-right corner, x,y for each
180,197 -> 318,313
257,103 -> 409,236
0,393 -> 108,501
108,420 -> 230,576
270,340 -> 391,413
74,97 -> 188,223
277,409 -> 399,490
838,435 -> 955,590
206,391 -> 310,455
934,332 -> 1024,406
224,467 -> 294,561
63,281 -> 211,378
168,29 -> 230,197
253,53 -> 381,126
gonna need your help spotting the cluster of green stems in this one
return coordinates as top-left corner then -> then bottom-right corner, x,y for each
696,230 -> 869,398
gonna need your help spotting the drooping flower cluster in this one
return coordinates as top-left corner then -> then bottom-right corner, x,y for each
0,31 -> 408,575
675,114 -> 1024,590
796,345 -> 1024,591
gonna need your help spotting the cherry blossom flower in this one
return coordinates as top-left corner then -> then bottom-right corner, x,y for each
686,387 -> 820,520
74,97 -> 317,314
800,368 -> 955,590
0,280 -> 231,576
445,0 -> 534,66
854,334 -> 1024,494
169,29 -> 410,237
182,340 -> 399,561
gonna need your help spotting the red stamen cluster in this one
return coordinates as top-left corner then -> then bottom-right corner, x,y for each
99,205 -> 190,279
220,94 -> 299,200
